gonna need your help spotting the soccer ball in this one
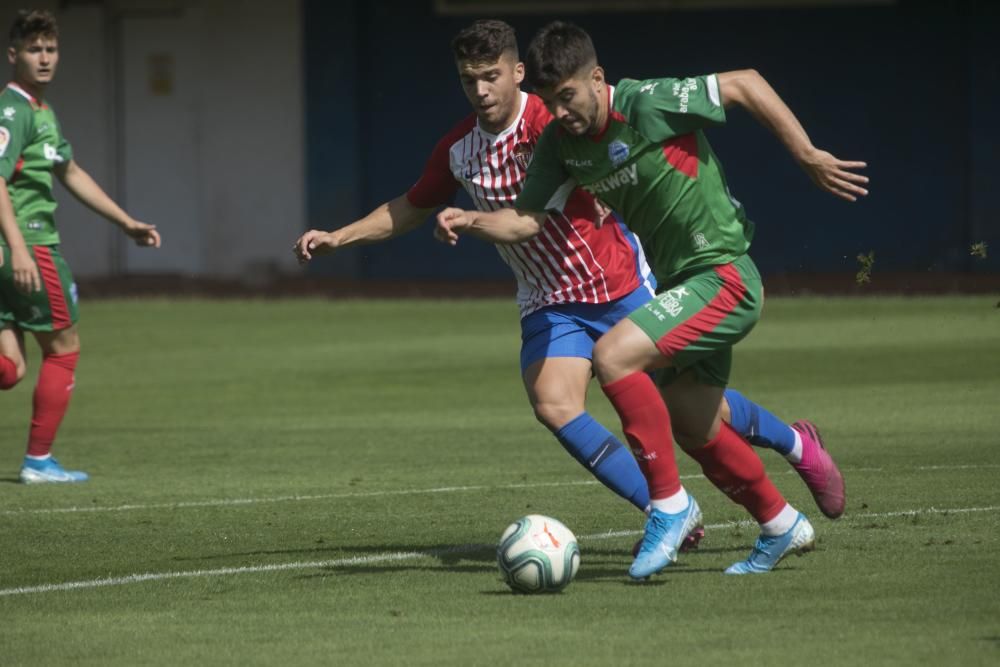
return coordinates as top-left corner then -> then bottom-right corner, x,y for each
496,515 -> 580,594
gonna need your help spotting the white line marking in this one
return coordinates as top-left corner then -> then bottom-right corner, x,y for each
4,463 -> 998,517
1,505 -> 997,598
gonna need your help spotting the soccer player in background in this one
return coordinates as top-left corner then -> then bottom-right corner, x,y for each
0,10 -> 161,483
436,21 -> 868,576
295,20 -> 844,533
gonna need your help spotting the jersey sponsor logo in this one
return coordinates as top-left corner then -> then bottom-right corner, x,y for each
44,143 -> 65,163
672,77 -> 700,113
2,106 -> 14,120
0,126 -> 9,156
639,82 -> 660,95
692,232 -> 710,250
582,163 -> 638,196
564,158 -> 592,167
27,220 -> 44,230
608,140 -> 630,167
653,286 -> 690,318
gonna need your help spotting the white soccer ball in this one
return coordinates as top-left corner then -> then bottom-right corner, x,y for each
496,514 -> 580,594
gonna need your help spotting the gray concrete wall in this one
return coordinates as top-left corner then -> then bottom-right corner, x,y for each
0,0 -> 305,279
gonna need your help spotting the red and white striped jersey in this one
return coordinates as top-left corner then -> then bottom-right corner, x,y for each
407,91 -> 654,318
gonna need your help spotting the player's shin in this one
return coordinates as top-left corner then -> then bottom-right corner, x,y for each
26,351 -> 79,457
686,422 -> 793,532
723,388 -> 798,457
556,412 -> 650,511
600,372 -> 682,500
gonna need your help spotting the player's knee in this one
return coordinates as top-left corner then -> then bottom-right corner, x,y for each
672,417 -> 716,451
593,337 -> 655,385
674,429 -> 710,451
591,338 -> 622,384
532,400 -> 583,432
0,357 -> 27,389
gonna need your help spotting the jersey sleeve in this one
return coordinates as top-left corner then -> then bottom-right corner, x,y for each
618,75 -> 726,142
55,117 -> 73,163
406,133 -> 459,209
0,104 -> 32,181
514,126 -> 576,213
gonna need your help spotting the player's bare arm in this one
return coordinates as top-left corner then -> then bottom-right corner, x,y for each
434,206 -> 546,246
0,179 -> 41,293
717,69 -> 869,202
294,195 -> 432,264
54,160 -> 161,247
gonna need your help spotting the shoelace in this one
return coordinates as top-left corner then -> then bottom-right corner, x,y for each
638,513 -> 674,556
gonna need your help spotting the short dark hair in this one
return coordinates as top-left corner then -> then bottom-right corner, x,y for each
9,9 -> 58,49
525,21 -> 596,90
451,19 -> 518,64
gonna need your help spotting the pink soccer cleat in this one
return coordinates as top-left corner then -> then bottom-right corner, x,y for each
790,420 -> 845,519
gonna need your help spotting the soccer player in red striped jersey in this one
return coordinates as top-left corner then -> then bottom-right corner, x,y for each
0,10 -> 161,483
295,20 -> 843,530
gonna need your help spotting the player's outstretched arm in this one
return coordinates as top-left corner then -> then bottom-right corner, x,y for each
294,195 -> 432,264
54,160 -> 161,247
0,181 -> 41,292
434,207 -> 546,246
717,69 -> 869,202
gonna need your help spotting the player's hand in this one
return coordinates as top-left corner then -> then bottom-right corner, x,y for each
592,198 -> 612,229
11,247 -> 41,294
434,208 -> 472,246
124,221 -> 162,248
294,230 -> 337,264
800,148 -> 869,202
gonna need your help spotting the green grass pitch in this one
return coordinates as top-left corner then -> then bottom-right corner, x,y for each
1,296 -> 999,666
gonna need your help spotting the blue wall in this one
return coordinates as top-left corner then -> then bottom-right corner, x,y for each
304,0 -> 999,280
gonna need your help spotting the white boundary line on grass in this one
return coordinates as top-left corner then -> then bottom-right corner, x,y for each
1,504 -> 997,598
4,463 -> 999,517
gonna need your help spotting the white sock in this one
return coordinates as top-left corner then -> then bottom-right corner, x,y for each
25,454 -> 52,461
650,487 -> 690,514
760,503 -> 799,536
784,430 -> 803,465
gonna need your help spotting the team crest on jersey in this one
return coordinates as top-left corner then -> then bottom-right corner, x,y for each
0,126 -> 9,157
2,106 -> 14,121
511,142 -> 533,170
608,140 -> 630,167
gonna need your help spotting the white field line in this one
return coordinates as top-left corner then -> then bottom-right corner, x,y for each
0,505 -> 997,598
4,463 -> 999,517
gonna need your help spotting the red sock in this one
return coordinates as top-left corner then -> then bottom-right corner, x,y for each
27,351 -> 79,457
0,354 -> 18,390
601,372 -> 681,500
686,422 -> 787,523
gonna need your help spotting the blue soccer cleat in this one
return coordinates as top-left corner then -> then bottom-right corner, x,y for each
725,512 -> 815,575
19,456 -> 89,484
629,496 -> 703,579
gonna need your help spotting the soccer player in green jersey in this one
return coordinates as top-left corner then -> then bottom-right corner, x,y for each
0,10 -> 161,483
436,21 -> 868,577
